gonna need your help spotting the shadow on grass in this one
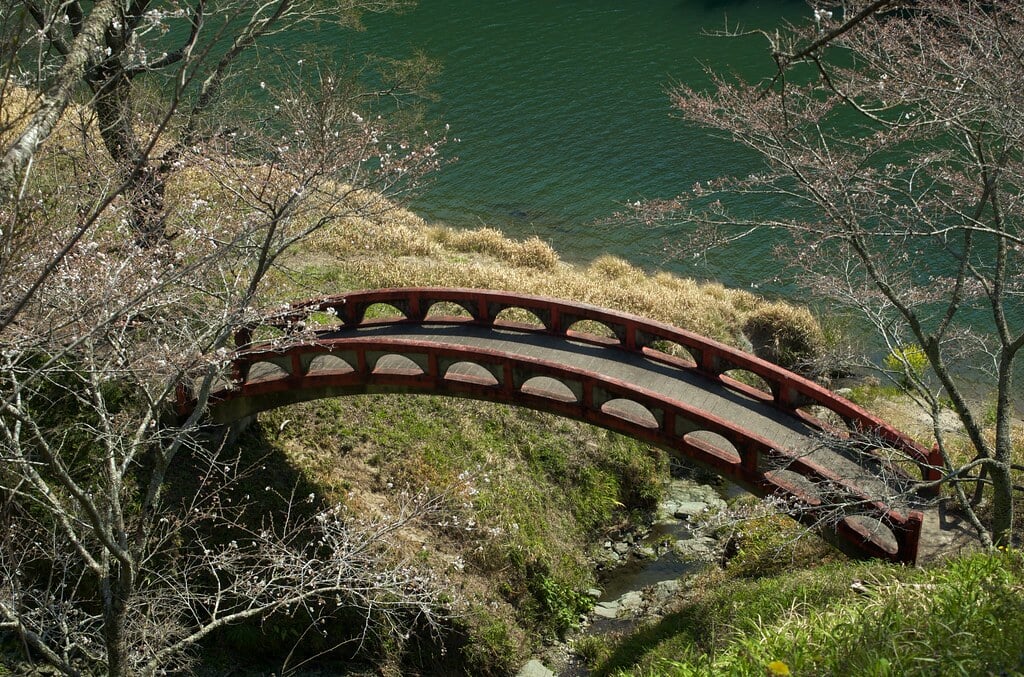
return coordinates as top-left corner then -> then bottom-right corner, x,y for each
163,420 -> 324,539
591,605 -> 706,677
161,420 -> 450,675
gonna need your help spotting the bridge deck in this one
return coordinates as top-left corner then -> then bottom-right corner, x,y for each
354,323 -> 814,453
336,323 -> 908,505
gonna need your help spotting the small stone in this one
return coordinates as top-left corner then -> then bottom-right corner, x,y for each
616,591 -> 644,613
612,542 -> 630,555
593,601 -> 619,619
586,588 -> 602,599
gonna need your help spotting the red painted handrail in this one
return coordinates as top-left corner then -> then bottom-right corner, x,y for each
252,287 -> 937,476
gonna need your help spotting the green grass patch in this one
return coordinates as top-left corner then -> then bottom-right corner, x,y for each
256,394 -> 666,667
594,549 -> 1024,677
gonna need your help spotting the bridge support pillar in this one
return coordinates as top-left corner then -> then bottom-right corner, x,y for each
921,444 -> 944,498
896,510 -> 925,565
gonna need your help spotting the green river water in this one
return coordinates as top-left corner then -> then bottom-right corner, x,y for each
282,0 -> 808,290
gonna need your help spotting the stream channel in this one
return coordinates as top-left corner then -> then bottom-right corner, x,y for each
523,475 -> 746,677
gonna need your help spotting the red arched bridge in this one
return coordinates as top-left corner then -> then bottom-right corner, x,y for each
181,287 -> 943,564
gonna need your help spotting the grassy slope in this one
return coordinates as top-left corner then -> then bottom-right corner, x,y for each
594,548 -> 1024,677
261,189 -> 823,353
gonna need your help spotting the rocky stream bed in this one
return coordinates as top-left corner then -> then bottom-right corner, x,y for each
517,477 -> 735,677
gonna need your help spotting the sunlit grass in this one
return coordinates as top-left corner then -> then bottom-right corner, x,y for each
599,548 -> 1024,677
256,394 -> 666,668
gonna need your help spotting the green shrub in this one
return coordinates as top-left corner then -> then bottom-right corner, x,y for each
529,568 -> 594,638
457,609 -> 525,676
575,635 -> 612,668
883,343 -> 929,383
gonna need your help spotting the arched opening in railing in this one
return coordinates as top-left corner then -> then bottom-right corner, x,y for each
519,376 -> 578,403
721,369 -> 773,401
371,353 -> 425,376
306,354 -> 355,376
682,430 -> 742,466
423,300 -> 476,321
600,398 -> 660,429
443,361 -> 499,386
494,306 -> 548,329
566,319 -> 619,343
362,302 -> 408,323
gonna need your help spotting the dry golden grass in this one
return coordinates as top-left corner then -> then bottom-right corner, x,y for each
2,85 -> 121,164
294,215 -> 801,348
430,227 -> 560,271
743,301 -> 827,368
0,86 -> 36,145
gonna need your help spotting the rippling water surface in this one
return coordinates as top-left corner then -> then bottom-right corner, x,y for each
289,0 -> 808,290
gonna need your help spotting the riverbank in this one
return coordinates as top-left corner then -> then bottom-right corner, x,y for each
572,545 -> 1024,676
3,123 -> 1018,673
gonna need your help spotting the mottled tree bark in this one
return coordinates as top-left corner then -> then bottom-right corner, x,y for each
1,1 -> 117,192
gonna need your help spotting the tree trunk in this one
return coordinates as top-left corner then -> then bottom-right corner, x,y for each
102,563 -> 134,677
990,355 -> 1016,545
990,464 -> 1014,545
1,1 -> 118,190
91,42 -> 167,245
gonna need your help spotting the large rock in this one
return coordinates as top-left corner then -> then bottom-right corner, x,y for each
673,535 -> 720,560
659,479 -> 726,521
592,590 -> 645,620
616,590 -> 644,614
517,659 -> 555,677
652,579 -> 682,605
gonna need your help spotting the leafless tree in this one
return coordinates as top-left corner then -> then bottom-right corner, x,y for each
1,0 -> 424,243
0,1 -> 451,674
637,1 -> 1023,545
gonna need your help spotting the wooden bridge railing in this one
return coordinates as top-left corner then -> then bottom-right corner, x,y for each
244,287 -> 940,485
217,334 -> 924,562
